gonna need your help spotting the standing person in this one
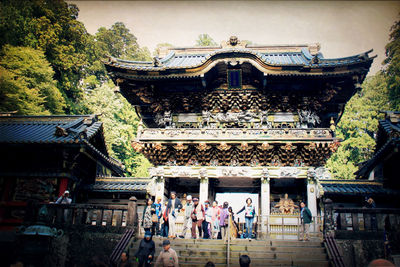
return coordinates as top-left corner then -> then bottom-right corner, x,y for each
134,231 -> 155,267
55,190 -> 72,204
142,198 -> 154,234
299,201 -> 312,241
228,206 -> 238,239
167,191 -> 182,238
155,240 -> 179,267
211,201 -> 220,239
191,197 -> 205,239
203,200 -> 212,239
179,195 -> 193,238
153,197 -> 163,236
219,202 -> 229,241
161,202 -> 169,237
237,198 -> 256,239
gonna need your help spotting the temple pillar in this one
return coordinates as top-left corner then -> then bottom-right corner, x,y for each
155,176 -> 165,203
260,168 -> 270,238
307,178 -> 317,220
199,177 -> 209,205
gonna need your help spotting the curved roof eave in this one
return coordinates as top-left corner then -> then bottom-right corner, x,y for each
105,48 -> 374,70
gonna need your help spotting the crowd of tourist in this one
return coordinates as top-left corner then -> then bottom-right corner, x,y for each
142,191 -> 259,241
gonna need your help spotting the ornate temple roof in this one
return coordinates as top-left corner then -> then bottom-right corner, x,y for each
105,37 -> 374,79
0,115 -> 124,175
92,177 -> 150,193
320,180 -> 400,196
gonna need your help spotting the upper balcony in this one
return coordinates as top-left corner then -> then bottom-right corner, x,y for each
137,127 -> 335,142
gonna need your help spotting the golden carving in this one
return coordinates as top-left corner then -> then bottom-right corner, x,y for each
217,142 -> 231,151
274,193 -> 298,215
258,142 -> 272,150
174,142 -> 188,151
131,141 -> 144,152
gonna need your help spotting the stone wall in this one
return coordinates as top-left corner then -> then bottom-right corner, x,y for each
47,226 -> 127,267
336,232 -> 400,267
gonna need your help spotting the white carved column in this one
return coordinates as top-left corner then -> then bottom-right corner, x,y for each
307,176 -> 318,233
199,168 -> 208,205
155,176 -> 165,203
260,168 -> 270,239
199,177 -> 209,205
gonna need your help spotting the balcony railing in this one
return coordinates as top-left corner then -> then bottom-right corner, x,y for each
138,128 -> 334,141
1,197 -> 138,231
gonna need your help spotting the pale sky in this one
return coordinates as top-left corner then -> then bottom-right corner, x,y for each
70,1 -> 400,75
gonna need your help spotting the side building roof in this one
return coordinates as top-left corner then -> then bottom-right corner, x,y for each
0,114 -> 124,176
319,180 -> 400,196
355,112 -> 400,179
92,177 -> 150,193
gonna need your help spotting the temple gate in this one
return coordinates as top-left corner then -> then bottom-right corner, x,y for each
105,37 -> 373,238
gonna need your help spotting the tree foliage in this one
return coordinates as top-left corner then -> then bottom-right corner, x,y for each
80,81 -> 151,176
85,22 -> 152,82
196,34 -> 218,46
384,16 -> 400,110
326,73 -> 390,179
0,45 -> 66,115
0,0 -> 89,111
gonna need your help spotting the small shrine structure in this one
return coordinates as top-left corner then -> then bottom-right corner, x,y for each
105,36 -> 375,237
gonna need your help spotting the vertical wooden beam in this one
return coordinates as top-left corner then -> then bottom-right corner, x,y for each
127,196 -> 138,227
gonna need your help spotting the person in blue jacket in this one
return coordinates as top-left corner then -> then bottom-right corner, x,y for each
237,198 -> 256,239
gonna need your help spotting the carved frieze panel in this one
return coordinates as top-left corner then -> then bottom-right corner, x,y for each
148,166 -> 308,179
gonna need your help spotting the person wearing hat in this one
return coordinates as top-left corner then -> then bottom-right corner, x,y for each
191,197 -> 205,239
56,190 -> 72,222
179,194 -> 193,238
56,190 -> 72,204
203,200 -> 212,239
155,239 -> 179,267
166,191 -> 182,238
134,230 -> 155,267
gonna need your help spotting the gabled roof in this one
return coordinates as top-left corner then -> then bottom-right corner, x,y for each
107,48 -> 373,71
320,180 -> 400,196
104,37 -> 375,79
92,177 -> 150,193
0,115 -> 125,175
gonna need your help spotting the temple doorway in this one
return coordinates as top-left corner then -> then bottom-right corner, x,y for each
216,192 -> 259,238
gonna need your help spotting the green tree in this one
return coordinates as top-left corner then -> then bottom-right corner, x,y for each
196,34 -> 218,46
80,81 -> 151,176
384,16 -> 400,110
0,45 -> 66,115
86,22 -> 152,81
0,0 -> 90,112
326,73 -> 390,179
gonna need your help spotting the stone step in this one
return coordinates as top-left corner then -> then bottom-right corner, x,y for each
179,259 -> 330,267
129,238 -> 330,267
178,249 -> 328,260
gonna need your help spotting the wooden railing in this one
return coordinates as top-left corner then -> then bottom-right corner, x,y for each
329,207 -> 400,232
0,197 -> 138,231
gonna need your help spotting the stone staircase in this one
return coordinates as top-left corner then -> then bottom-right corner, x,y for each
128,238 -> 330,267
